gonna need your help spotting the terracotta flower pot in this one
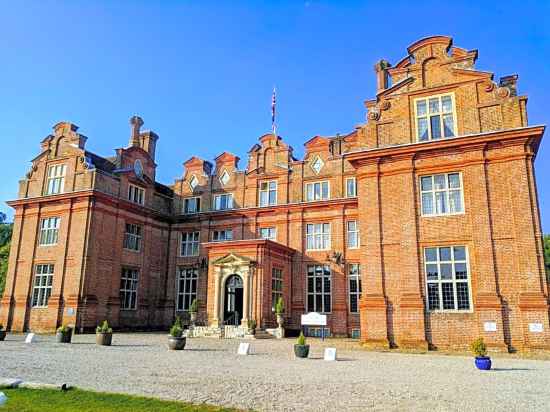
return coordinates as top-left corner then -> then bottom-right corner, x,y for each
168,336 -> 186,350
96,332 -> 112,346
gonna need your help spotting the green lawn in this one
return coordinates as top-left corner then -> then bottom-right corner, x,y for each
0,388 -> 242,412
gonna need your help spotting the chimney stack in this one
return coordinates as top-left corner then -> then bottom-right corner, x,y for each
374,59 -> 391,93
129,115 -> 144,147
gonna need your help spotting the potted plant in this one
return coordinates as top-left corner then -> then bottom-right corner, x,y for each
471,337 -> 491,370
96,320 -> 113,346
189,299 -> 198,325
275,297 -> 284,328
0,325 -> 6,342
168,316 -> 186,350
294,331 -> 310,358
247,319 -> 257,335
56,325 -> 72,343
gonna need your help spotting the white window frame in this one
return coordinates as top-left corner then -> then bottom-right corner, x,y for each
347,220 -> 359,249
414,93 -> 457,142
305,181 -> 330,202
259,227 -> 277,241
345,177 -> 357,198
180,232 -> 200,257
306,264 -> 332,313
183,197 -> 201,214
123,223 -> 142,252
213,193 -> 233,210
176,267 -> 198,311
271,267 -> 283,310
424,245 -> 473,313
39,217 -> 60,246
45,164 -> 66,195
128,184 -> 145,205
31,264 -> 54,307
212,229 -> 233,242
120,267 -> 139,310
259,180 -> 277,207
420,172 -> 465,217
306,223 -> 331,251
348,263 -> 362,314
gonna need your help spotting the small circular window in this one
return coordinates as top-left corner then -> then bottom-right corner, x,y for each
134,159 -> 143,178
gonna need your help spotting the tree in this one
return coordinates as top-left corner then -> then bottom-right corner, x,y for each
544,234 -> 550,275
0,214 -> 12,296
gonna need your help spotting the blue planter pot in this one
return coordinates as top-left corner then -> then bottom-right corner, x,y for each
475,356 -> 492,370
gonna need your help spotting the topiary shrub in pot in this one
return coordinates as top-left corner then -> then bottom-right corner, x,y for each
294,331 -> 310,358
0,324 -> 6,342
189,299 -> 198,325
168,316 -> 186,350
56,325 -> 72,343
96,320 -> 113,346
471,337 -> 491,370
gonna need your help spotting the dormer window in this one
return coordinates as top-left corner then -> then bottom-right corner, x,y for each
415,94 -> 456,141
219,170 -> 230,186
189,175 -> 199,191
311,156 -> 324,174
45,164 -> 66,195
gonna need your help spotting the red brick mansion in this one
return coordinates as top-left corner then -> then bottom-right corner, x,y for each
1,36 -> 548,351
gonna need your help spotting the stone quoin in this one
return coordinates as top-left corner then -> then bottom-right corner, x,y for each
1,35 -> 548,352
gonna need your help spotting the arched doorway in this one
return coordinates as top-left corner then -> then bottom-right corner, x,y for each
224,275 -> 243,325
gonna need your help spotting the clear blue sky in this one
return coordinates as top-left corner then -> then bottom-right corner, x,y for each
1,1 -> 549,231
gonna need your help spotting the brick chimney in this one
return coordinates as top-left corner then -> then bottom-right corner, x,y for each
129,115 -> 143,147
374,59 -> 391,93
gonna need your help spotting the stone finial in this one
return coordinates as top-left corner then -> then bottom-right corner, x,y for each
129,116 -> 144,147
374,59 -> 391,93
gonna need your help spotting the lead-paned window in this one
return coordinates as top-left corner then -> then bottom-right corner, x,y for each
45,164 -> 66,195
271,268 -> 283,310
123,223 -> 142,251
120,268 -> 139,310
128,184 -> 145,205
305,181 -> 329,202
183,197 -> 201,214
180,232 -> 200,256
307,264 -> 331,313
415,94 -> 456,141
259,181 -> 277,207
177,267 -> 198,311
39,217 -> 60,246
420,173 -> 463,216
425,246 -> 471,312
348,263 -> 362,313
31,264 -> 54,307
306,223 -> 330,250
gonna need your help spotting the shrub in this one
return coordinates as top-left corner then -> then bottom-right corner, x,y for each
96,320 -> 112,334
247,319 -> 256,330
275,297 -> 284,315
189,299 -> 198,313
471,337 -> 487,357
169,317 -> 184,338
57,325 -> 71,333
297,331 -> 306,346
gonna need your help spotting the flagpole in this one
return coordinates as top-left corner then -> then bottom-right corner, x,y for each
271,86 -> 277,137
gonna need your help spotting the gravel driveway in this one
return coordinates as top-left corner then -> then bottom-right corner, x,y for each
1,333 -> 549,411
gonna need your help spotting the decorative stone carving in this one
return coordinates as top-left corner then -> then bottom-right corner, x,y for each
380,100 -> 391,111
368,109 -> 380,121
483,81 -> 495,92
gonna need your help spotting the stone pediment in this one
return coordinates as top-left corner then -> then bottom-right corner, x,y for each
211,253 -> 252,266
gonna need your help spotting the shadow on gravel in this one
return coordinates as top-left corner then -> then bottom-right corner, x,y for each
491,368 -> 532,372
185,348 -> 225,352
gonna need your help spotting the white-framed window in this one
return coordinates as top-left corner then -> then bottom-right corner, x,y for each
259,227 -> 277,241
347,220 -> 359,249
420,172 -> 464,216
212,229 -> 233,242
415,93 -> 456,141
183,197 -> 201,214
348,263 -> 362,313
177,267 -> 198,311
346,177 -> 357,197
424,246 -> 471,312
213,193 -> 233,210
39,217 -> 60,246
128,184 -> 145,205
123,223 -> 142,251
259,181 -> 277,207
120,267 -> 139,310
180,232 -> 200,256
271,267 -> 283,310
306,223 -> 330,250
305,181 -> 329,202
31,264 -> 54,307
45,164 -> 66,195
307,264 -> 331,313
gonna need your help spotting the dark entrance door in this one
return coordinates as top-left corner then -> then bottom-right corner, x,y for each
224,275 -> 243,325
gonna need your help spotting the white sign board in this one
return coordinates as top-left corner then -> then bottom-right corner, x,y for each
25,333 -> 36,344
324,347 -> 337,361
237,342 -> 250,355
301,312 -> 327,326
529,323 -> 544,333
484,322 -> 497,332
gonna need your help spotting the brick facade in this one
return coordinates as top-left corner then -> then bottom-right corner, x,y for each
1,36 -> 548,351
